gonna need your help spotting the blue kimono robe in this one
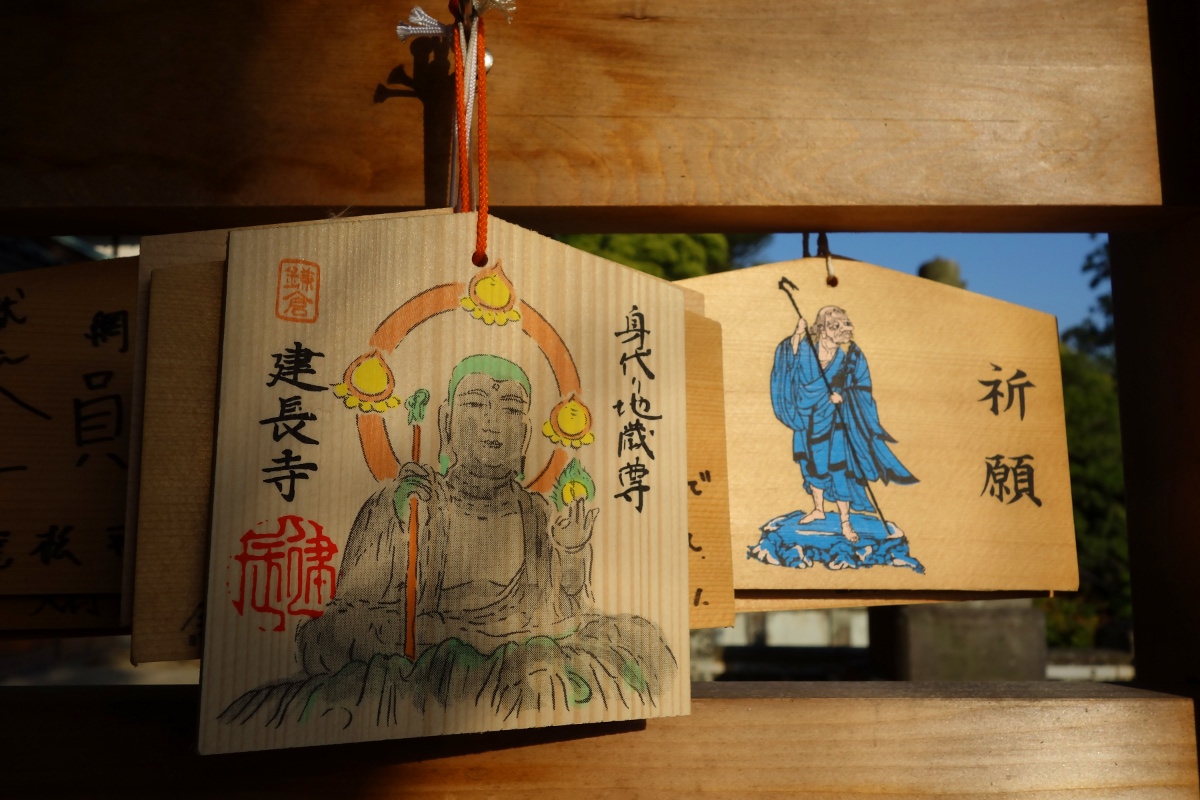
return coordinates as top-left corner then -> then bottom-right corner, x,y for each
770,338 -> 916,512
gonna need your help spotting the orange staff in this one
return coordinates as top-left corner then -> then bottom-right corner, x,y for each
402,388 -> 430,661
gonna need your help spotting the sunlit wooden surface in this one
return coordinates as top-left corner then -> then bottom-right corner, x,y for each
0,682 -> 1193,798
0,0 -> 1163,233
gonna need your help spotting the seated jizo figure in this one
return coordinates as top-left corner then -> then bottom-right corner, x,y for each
300,355 -> 594,664
238,354 -> 677,723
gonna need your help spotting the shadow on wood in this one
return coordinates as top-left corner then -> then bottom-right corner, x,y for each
1,682 -> 1195,797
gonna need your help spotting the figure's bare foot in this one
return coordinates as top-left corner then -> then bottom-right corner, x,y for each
750,545 -> 780,566
840,520 -> 859,543
799,508 -> 826,525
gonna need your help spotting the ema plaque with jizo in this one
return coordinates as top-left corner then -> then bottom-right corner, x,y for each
197,212 -> 690,754
680,257 -> 1079,601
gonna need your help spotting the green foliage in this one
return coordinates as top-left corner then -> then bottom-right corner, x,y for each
917,256 -> 967,289
557,233 -> 771,280
1041,343 -> 1130,649
1041,237 -> 1129,650
725,234 -> 773,268
1037,594 -> 1101,650
1061,240 -> 1114,364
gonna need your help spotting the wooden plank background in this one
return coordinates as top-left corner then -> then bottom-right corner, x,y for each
0,682 -> 1195,797
0,0 -> 1162,234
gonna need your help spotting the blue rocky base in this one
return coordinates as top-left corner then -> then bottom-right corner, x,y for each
749,511 -> 924,573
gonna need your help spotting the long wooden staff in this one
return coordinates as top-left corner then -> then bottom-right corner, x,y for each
403,388 -> 430,661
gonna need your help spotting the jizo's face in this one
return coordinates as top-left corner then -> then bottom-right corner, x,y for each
822,313 -> 854,345
449,373 -> 531,471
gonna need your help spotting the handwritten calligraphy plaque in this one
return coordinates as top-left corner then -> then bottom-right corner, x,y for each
199,213 -> 689,753
0,259 -> 136,608
680,258 -> 1077,596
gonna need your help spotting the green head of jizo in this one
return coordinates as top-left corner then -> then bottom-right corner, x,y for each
440,354 -> 534,478
447,354 -> 532,406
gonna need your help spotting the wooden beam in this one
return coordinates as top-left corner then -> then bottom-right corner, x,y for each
1111,214 -> 1200,689
0,0 -> 1163,234
1146,0 -> 1200,206
0,683 -> 1194,796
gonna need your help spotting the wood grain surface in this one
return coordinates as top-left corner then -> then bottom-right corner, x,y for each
130,264 -> 226,663
0,0 -> 1162,233
732,590 -> 1045,612
0,593 -> 123,631
684,313 -> 734,628
122,230 -> 231,624
0,682 -> 1195,798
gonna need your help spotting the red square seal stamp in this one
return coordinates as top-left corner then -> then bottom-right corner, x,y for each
275,259 -> 320,323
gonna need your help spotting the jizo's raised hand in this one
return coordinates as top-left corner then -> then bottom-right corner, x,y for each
553,497 -> 597,549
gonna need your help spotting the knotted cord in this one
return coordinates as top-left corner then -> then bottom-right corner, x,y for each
399,2 -> 501,267
472,16 -> 490,266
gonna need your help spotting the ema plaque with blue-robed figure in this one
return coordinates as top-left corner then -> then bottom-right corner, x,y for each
680,257 -> 1079,603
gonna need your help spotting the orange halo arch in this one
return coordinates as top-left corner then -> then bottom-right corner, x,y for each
355,282 -> 581,493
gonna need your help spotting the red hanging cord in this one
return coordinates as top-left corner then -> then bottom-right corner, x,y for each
449,5 -> 489,266
453,25 -> 471,214
471,17 -> 490,267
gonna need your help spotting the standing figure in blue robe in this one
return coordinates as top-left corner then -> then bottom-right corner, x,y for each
769,305 -> 917,542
